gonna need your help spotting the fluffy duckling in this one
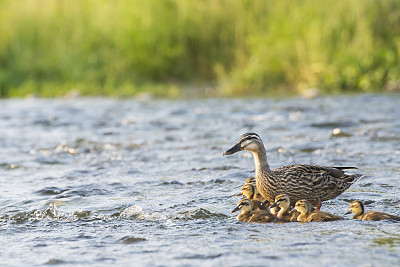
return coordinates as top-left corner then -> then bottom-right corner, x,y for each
346,200 -> 400,221
269,194 -> 300,222
236,183 -> 267,211
231,199 -> 277,223
238,183 -> 265,202
294,199 -> 342,223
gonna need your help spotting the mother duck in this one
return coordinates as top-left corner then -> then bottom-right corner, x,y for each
223,133 -> 361,210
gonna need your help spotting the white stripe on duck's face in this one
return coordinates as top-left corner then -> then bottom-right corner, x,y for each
238,133 -> 263,152
223,133 -> 263,156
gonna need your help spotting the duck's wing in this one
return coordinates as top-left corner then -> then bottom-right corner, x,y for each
309,211 -> 342,222
250,210 -> 276,223
272,164 -> 361,203
274,164 -> 357,178
288,210 -> 301,222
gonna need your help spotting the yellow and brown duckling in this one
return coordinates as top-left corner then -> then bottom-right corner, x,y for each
346,200 -> 400,221
294,199 -> 342,223
236,183 -> 267,211
236,182 -> 264,201
231,198 -> 277,223
269,194 -> 300,222
223,133 -> 361,210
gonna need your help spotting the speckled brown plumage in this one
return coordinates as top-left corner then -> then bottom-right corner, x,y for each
223,133 -> 361,207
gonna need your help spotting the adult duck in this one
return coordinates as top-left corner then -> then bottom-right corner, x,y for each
223,133 -> 361,210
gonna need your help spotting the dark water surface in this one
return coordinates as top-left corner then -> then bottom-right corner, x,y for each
1,94 -> 399,266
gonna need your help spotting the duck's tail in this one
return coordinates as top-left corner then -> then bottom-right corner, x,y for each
332,166 -> 358,170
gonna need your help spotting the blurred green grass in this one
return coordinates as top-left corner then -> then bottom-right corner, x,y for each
0,0 -> 399,98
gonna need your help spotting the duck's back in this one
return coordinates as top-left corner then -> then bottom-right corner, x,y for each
278,210 -> 301,222
237,213 -> 252,222
268,164 -> 360,205
360,211 -> 400,221
248,210 -> 277,223
308,211 -> 343,222
250,199 -> 268,211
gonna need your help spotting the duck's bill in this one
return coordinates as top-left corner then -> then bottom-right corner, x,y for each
235,192 -> 243,196
231,206 -> 241,213
269,202 -> 278,209
261,200 -> 269,206
222,144 -> 242,156
344,211 -> 352,215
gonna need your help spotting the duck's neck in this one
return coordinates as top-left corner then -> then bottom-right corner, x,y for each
251,147 -> 271,174
252,148 -> 274,201
277,206 -> 287,220
353,210 -> 363,219
297,211 -> 308,222
240,210 -> 251,217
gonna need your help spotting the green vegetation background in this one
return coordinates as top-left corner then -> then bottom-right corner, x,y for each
1,0 -> 399,98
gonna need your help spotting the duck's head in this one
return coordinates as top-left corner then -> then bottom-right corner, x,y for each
270,194 -> 290,210
231,198 -> 252,213
223,133 -> 263,155
346,200 -> 364,216
239,183 -> 255,199
294,199 -> 312,214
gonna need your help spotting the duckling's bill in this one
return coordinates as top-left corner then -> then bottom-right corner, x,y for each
269,202 -> 278,209
231,206 -> 241,213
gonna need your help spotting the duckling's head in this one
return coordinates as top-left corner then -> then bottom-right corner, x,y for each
231,199 -> 253,213
270,194 -> 290,210
347,200 -> 364,216
223,133 -> 263,155
240,184 -> 255,199
245,177 -> 256,184
294,199 -> 312,214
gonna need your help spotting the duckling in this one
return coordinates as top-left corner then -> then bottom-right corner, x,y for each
346,200 -> 400,221
236,183 -> 267,211
231,199 -> 277,223
223,133 -> 361,210
239,183 -> 265,202
294,199 -> 342,223
269,194 -> 300,222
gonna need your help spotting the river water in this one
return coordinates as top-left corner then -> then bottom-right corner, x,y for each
0,94 -> 399,266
